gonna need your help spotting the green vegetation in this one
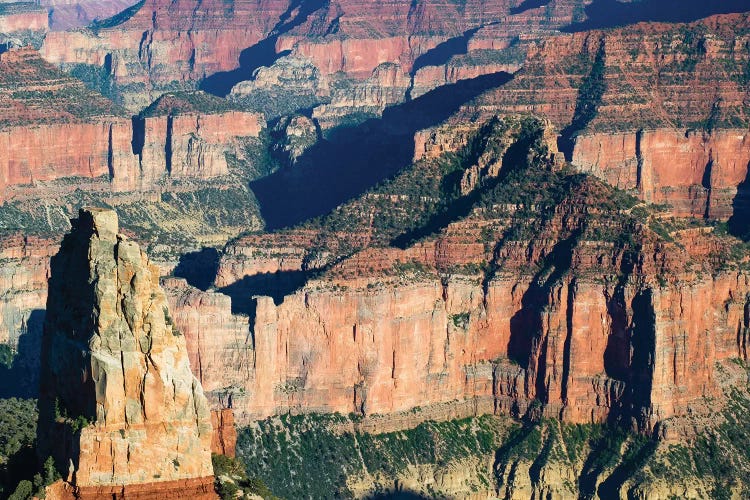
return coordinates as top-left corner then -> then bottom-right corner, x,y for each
457,45 -> 526,67
0,180 -> 263,261
450,312 -> 470,329
565,43 -> 607,138
0,53 -> 127,129
53,398 -> 91,434
0,397 -> 52,499
295,116 -> 551,252
226,130 -> 283,181
232,361 -> 750,498
230,89 -> 324,122
0,398 -> 36,464
235,404 -> 750,499
68,63 -> 117,101
9,85 -> 124,119
0,345 -> 14,370
212,454 -> 281,500
236,413 -> 503,498
644,387 -> 750,498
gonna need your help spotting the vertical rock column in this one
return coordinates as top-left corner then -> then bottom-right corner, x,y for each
37,208 -> 216,497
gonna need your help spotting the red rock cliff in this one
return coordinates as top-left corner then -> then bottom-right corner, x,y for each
442,13 -> 750,219
0,51 -> 263,199
169,167 -> 750,431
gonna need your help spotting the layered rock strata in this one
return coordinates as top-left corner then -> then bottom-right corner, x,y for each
135,92 -> 264,183
37,208 -> 215,496
440,13 -> 750,218
39,0 -> 590,108
0,2 -> 48,46
0,234 -> 57,346
40,0 -> 141,30
0,49 -> 262,200
169,159 -> 750,431
0,47 -> 138,197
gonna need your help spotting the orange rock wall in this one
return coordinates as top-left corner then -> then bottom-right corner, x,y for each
45,476 -> 217,500
210,409 -> 237,458
38,0 -> 584,107
169,226 -> 750,430
572,129 -> 750,217
0,112 -> 262,200
0,121 -> 137,194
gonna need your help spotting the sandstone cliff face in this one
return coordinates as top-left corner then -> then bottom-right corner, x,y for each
0,3 -> 48,46
40,0 -> 289,108
37,208 -> 215,495
311,63 -> 412,128
440,13 -> 750,219
172,116 -> 749,430
136,94 -> 264,181
210,409 -> 237,458
0,50 -> 264,199
467,13 -> 750,131
0,235 -> 57,346
0,48 -> 139,198
171,165 -> 750,432
572,128 -> 750,218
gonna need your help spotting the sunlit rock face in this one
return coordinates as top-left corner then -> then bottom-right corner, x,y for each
37,208 -> 216,497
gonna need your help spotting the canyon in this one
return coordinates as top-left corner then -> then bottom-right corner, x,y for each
0,1 -> 749,497
168,117 -> 750,434
40,1 -> 142,30
38,0 -> 589,109
422,12 -> 750,219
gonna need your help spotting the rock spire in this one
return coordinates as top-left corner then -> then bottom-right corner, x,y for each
37,208 -> 216,498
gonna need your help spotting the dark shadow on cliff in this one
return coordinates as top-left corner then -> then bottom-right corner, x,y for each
728,161 -> 750,241
563,0 -> 750,32
603,292 -> 630,382
218,271 -> 308,315
493,422 -> 538,493
597,436 -> 658,499
410,27 -> 482,77
0,309 -> 44,398
626,289 -> 656,426
200,0 -> 328,97
36,210 -> 102,480
408,21 -> 505,99
173,248 -> 220,291
251,71 -> 514,230
511,0 -> 552,15
506,232 -> 580,376
391,117 -> 537,249
0,445 -> 38,497
578,427 -> 627,498
557,42 -> 606,161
